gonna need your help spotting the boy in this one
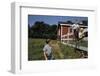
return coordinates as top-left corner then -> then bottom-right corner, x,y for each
43,39 -> 53,60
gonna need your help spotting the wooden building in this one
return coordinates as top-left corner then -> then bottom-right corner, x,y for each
57,22 -> 88,43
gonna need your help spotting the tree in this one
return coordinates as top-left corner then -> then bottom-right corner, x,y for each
28,24 -> 32,38
66,21 -> 73,24
28,21 -> 57,39
82,20 -> 88,26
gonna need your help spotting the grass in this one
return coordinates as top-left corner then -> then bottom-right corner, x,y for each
58,42 -> 83,59
28,38 -> 87,61
28,38 -> 45,60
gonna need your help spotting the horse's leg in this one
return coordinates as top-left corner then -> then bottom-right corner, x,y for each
74,32 -> 78,52
74,30 -> 80,53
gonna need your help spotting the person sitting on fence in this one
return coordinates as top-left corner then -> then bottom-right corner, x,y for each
82,28 -> 88,37
71,23 -> 80,40
43,39 -> 53,60
79,28 -> 88,40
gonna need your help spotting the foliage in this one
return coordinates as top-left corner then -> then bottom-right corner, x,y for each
28,21 -> 57,40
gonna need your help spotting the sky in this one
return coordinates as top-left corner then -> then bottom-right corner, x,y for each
28,15 -> 88,26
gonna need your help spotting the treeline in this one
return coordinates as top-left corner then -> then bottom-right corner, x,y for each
28,20 -> 88,39
28,21 -> 57,40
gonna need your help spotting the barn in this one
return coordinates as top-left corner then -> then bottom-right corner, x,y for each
57,22 -> 88,43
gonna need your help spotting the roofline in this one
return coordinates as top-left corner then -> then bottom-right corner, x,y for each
59,23 -> 88,28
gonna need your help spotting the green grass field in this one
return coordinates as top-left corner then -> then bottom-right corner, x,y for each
28,38 -> 87,61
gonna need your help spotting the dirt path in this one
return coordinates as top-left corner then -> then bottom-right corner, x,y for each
51,41 -> 64,59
